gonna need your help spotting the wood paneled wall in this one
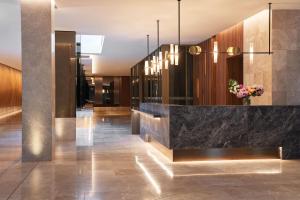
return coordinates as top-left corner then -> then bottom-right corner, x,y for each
0,63 -> 22,116
120,76 -> 130,107
94,76 -> 130,107
194,22 -> 243,105
193,38 -> 216,105
55,31 -> 76,118
216,22 -> 243,104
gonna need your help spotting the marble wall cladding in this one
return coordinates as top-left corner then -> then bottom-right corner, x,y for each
169,105 -> 300,159
21,0 -> 55,161
139,103 -> 300,159
244,9 -> 300,105
243,10 -> 272,105
272,10 -> 300,105
139,103 -> 170,148
170,106 -> 249,149
131,111 -> 140,135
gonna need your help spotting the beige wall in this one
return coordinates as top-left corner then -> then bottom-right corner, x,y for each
244,9 -> 300,105
272,10 -> 300,105
243,10 -> 272,105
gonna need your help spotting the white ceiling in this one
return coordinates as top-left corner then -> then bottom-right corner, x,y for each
0,0 -> 21,70
0,0 -> 299,74
56,0 -> 299,76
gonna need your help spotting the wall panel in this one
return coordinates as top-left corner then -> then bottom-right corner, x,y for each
194,23 -> 243,105
55,31 -> 76,118
120,76 -> 130,107
272,10 -> 300,105
216,22 -> 243,105
0,63 -> 22,116
243,10 -> 272,105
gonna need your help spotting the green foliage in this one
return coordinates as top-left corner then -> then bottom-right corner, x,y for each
228,79 -> 239,94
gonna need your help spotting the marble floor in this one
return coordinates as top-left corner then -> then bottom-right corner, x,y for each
0,111 -> 300,200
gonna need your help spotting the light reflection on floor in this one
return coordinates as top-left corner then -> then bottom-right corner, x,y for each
0,111 -> 300,200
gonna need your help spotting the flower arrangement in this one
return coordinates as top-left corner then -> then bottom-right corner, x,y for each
228,79 -> 264,105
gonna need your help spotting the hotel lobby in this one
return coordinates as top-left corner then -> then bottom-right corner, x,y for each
1,0 -> 300,199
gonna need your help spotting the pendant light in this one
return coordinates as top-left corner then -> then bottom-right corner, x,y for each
151,20 -> 163,74
157,20 -> 163,72
249,42 -> 254,65
169,0 -> 181,66
144,35 -> 150,76
213,41 -> 218,64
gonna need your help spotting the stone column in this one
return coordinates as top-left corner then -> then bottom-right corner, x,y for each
21,0 -> 55,162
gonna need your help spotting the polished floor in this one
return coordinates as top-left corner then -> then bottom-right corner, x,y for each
0,111 -> 300,200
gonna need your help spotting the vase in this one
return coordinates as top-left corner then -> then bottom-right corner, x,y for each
243,97 -> 251,105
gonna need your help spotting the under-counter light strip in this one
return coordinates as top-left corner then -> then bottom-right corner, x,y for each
173,159 -> 281,165
131,109 -> 161,119
145,146 -> 281,177
135,156 -> 161,195
147,151 -> 174,178
174,171 -> 281,177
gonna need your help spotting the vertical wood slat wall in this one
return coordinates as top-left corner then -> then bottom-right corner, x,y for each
0,63 -> 22,116
193,23 -> 243,105
120,76 -> 130,107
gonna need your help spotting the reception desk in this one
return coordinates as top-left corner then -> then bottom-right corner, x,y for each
135,103 -> 300,161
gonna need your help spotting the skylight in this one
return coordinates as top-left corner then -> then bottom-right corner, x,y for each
77,34 -> 105,55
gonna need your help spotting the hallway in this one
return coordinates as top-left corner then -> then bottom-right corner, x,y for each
0,112 -> 300,200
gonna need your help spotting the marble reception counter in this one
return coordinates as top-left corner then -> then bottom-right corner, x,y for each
136,103 -> 300,161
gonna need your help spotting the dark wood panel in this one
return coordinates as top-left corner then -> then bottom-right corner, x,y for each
0,63 -> 22,115
55,31 -> 76,118
120,76 -> 130,107
194,38 -> 216,105
193,22 -> 243,105
216,22 -> 243,105
227,55 -> 243,105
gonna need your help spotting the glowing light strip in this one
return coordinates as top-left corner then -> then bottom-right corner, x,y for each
147,151 -> 174,178
172,159 -> 280,165
88,117 -> 93,146
135,156 -> 161,194
131,109 -> 161,119
174,170 -> 281,177
250,42 -> 254,65
146,143 -> 172,163
0,110 -> 22,120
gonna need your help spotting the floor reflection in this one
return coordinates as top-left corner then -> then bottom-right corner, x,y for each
76,111 -> 94,147
144,149 -> 282,177
0,111 -> 300,200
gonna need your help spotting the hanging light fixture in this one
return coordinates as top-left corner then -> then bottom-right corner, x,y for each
144,35 -> 150,76
169,0 -> 181,66
157,20 -> 163,72
227,47 -> 241,56
189,46 -> 202,56
152,55 -> 157,74
213,41 -> 218,64
250,42 -> 254,65
164,51 -> 169,69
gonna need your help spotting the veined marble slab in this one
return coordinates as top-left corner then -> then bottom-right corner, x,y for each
139,103 -> 300,160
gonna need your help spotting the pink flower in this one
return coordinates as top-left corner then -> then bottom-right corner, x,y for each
236,87 -> 249,98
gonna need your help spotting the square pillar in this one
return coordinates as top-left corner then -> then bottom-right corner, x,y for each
21,0 -> 55,162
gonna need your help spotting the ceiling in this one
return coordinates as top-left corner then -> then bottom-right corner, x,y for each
56,0 -> 298,76
0,0 -> 299,74
0,0 -> 21,70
